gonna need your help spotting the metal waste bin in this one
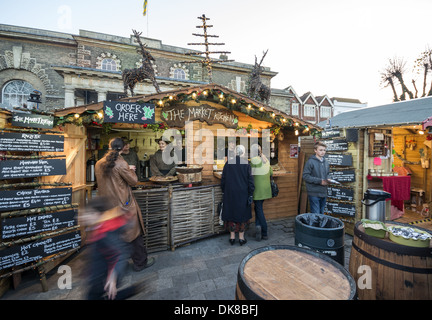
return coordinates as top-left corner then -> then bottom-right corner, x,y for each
362,189 -> 391,221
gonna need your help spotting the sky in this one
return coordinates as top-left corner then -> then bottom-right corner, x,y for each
1,0 -> 432,107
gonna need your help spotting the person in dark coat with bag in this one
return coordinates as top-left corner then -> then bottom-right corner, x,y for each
221,145 -> 255,246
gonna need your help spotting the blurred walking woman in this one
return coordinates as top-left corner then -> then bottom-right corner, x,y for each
221,145 -> 255,245
95,137 -> 154,271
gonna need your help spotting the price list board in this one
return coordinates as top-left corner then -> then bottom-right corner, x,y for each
0,120 -> 79,277
321,128 -> 357,219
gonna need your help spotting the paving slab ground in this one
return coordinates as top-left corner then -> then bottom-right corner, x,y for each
1,217 -> 353,301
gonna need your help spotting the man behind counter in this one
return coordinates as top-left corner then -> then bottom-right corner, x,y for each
121,137 -> 141,180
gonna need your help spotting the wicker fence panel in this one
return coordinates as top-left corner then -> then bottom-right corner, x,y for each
134,188 -> 170,253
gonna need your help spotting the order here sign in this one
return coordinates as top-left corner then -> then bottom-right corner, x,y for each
103,101 -> 155,124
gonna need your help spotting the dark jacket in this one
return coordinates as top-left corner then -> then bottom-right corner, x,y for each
221,156 -> 255,223
303,155 -> 330,198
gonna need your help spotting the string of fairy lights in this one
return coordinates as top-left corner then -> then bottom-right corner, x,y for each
56,88 -> 320,137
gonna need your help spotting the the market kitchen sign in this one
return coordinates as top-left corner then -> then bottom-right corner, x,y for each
103,101 -> 155,124
161,104 -> 238,129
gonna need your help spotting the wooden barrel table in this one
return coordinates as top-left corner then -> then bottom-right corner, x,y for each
349,221 -> 432,300
236,245 -> 356,300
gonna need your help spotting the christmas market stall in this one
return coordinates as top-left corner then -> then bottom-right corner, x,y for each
53,83 -> 320,252
315,96 -> 432,234
317,97 -> 432,300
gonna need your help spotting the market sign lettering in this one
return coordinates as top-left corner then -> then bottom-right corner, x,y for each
162,104 -> 238,129
11,112 -> 54,129
103,101 -> 155,124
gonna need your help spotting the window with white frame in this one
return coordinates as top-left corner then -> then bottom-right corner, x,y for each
173,68 -> 186,80
304,104 -> 316,117
291,103 -> 299,116
101,58 -> 117,71
2,80 -> 34,110
321,106 -> 331,118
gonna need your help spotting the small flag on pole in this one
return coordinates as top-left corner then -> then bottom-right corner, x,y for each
143,0 -> 148,16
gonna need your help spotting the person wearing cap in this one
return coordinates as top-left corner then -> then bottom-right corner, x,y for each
149,138 -> 177,177
121,137 -> 141,180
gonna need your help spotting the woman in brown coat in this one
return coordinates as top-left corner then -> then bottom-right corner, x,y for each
95,137 -> 154,271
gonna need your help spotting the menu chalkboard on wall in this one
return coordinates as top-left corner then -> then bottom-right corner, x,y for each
324,139 -> 348,152
325,154 -> 353,166
328,170 -> 356,182
0,231 -> 81,270
1,209 -> 77,239
0,159 -> 66,179
0,132 -> 64,152
328,187 -> 354,201
325,202 -> 356,217
0,188 -> 72,212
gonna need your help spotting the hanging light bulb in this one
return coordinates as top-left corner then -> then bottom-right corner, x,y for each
259,107 -> 264,111
203,90 -> 208,96
271,113 -> 275,118
169,95 -> 173,100
97,111 -> 103,118
74,113 -> 80,119
295,129 -> 299,136
247,104 -> 252,109
158,100 -> 163,106
192,92 -> 197,99
231,99 -> 236,104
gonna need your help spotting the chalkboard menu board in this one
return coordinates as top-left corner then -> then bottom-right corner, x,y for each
0,159 -> 66,179
322,129 -> 341,139
324,139 -> 348,152
328,187 -> 354,201
0,231 -> 81,270
104,101 -> 155,124
325,154 -> 352,166
325,202 -> 356,217
1,209 -> 77,239
0,187 -> 72,212
328,170 -> 355,182
11,112 -> 54,129
0,132 -> 64,152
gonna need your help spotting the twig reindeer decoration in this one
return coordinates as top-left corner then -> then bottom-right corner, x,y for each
247,50 -> 271,104
122,29 -> 161,97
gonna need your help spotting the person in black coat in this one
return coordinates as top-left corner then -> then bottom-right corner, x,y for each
221,145 -> 255,246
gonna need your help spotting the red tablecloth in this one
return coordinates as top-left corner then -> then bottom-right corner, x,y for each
379,176 -> 411,211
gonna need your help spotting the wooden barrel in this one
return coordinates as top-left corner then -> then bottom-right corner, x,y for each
236,245 -> 356,300
349,221 -> 432,300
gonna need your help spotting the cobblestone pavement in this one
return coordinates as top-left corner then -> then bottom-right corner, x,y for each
1,217 -> 353,300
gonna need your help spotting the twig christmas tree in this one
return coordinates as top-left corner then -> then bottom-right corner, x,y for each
184,14 -> 233,82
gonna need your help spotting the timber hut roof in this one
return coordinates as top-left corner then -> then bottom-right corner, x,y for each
54,83 -> 320,130
317,96 -> 432,129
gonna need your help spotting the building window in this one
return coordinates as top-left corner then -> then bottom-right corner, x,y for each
96,53 -> 121,71
291,103 -> 299,116
304,105 -> 316,117
101,58 -> 117,71
321,106 -> 331,118
2,80 -> 34,110
173,68 -> 186,80
169,64 -> 189,80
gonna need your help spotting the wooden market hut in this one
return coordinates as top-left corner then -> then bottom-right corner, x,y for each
316,96 -> 432,234
53,83 -> 320,251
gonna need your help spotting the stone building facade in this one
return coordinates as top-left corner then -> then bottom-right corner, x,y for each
0,24 -> 277,111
